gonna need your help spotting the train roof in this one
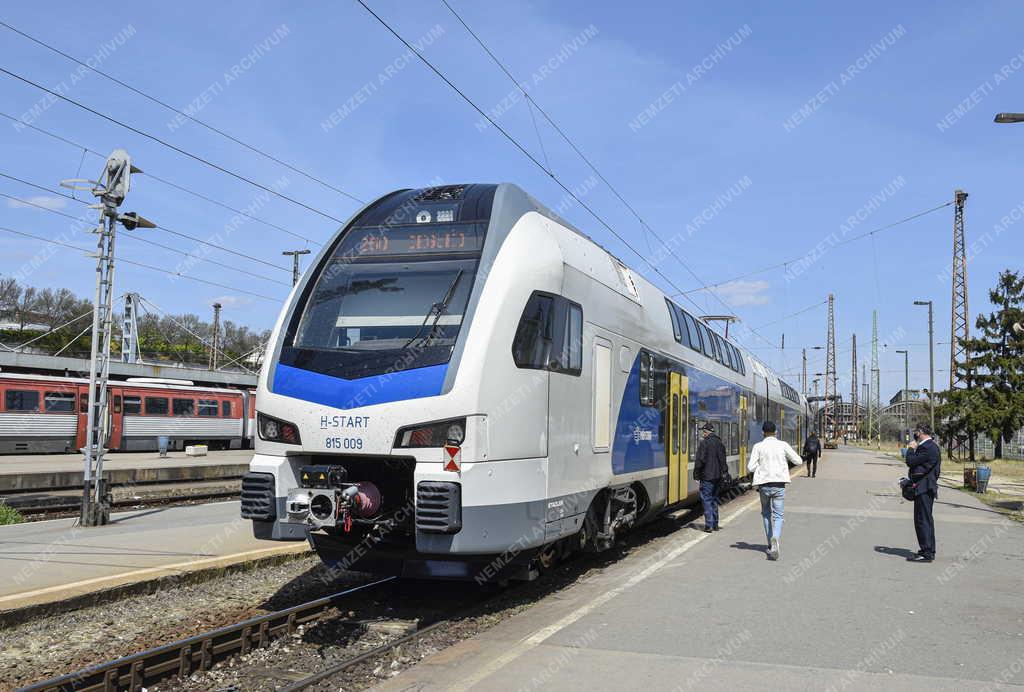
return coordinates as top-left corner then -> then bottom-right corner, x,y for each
0,372 -> 251,395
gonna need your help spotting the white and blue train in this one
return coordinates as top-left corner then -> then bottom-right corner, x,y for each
241,183 -> 810,580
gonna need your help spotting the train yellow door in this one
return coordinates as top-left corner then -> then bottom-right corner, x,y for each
739,394 -> 748,476
667,372 -> 689,504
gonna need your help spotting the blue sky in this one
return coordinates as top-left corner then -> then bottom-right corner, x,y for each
1,0 -> 1021,402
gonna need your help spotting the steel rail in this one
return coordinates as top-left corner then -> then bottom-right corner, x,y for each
17,576 -> 397,692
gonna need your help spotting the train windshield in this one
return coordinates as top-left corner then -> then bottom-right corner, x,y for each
280,224 -> 483,380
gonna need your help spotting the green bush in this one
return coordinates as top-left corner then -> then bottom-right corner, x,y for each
0,502 -> 24,525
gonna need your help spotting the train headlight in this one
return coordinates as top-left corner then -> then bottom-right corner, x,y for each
394,417 -> 466,448
258,412 -> 302,445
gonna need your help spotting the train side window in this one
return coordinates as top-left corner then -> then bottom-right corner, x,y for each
5,390 -> 40,412
674,306 -> 692,350
665,299 -> 680,342
512,291 -> 582,376
736,348 -> 746,375
145,397 -> 169,415
198,399 -> 218,417
512,292 -> 554,370
173,399 -> 195,416
731,422 -> 740,454
43,392 -> 75,412
696,323 -> 714,359
222,401 -> 232,417
639,351 -> 656,406
123,396 -> 142,415
112,395 -> 122,414
80,393 -> 88,414
682,312 -> 702,354
564,304 -> 583,374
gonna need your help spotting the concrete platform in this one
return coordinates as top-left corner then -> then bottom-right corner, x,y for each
0,500 -> 306,613
0,448 -> 251,492
376,447 -> 1024,691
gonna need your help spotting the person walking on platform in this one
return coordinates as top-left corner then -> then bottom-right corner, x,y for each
905,423 -> 941,562
747,421 -> 803,561
694,422 -> 728,533
802,431 -> 821,478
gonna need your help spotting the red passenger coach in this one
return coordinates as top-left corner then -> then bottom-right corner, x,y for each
0,373 -> 255,454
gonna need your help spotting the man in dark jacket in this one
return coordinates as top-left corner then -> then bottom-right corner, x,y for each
802,432 -> 821,478
694,422 -> 728,532
905,423 -> 941,562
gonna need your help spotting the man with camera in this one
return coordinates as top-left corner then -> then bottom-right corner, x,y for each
904,423 -> 941,562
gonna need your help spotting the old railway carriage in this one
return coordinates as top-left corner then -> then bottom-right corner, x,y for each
0,373 -> 256,453
242,183 -> 809,580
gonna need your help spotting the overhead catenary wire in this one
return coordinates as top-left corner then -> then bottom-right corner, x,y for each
357,0 -> 776,350
752,298 -> 828,330
0,224 -> 282,302
0,20 -> 365,207
0,66 -> 349,224
136,295 -> 256,374
0,111 -> 322,245
0,174 -> 294,272
676,202 -> 953,297
438,0 -> 770,345
0,188 -> 292,284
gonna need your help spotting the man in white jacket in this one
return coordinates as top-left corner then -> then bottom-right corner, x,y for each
747,420 -> 803,561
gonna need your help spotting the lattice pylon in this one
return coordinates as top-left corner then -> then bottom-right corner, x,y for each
824,293 -> 837,440
948,189 -> 971,460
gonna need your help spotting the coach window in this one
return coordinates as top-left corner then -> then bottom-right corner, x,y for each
79,393 -> 88,413
512,291 -> 582,376
665,300 -> 682,343
44,392 -> 76,413
198,399 -> 218,417
720,337 -> 735,370
682,312 -> 702,354
674,306 -> 692,350
696,323 -> 714,360
145,397 -> 169,415
124,396 -> 142,415
564,303 -> 583,374
173,399 -> 195,416
112,396 -> 122,414
5,390 -> 39,412
639,351 -> 656,406
222,400 -> 232,417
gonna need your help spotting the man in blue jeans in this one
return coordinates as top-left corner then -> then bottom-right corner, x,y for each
693,422 -> 728,532
747,421 -> 803,560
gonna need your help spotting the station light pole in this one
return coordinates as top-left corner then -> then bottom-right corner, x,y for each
896,349 -> 909,444
802,345 -> 823,398
914,300 -> 935,432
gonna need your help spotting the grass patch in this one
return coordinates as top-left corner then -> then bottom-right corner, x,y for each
0,502 -> 24,525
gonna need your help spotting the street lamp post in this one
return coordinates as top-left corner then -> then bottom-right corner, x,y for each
896,349 -> 909,443
802,345 -> 824,398
914,300 -> 935,431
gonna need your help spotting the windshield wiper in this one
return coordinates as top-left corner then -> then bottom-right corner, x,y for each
403,269 -> 464,350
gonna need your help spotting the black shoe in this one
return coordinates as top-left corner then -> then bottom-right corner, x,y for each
703,527 -> 713,533
907,553 -> 934,563
713,526 -> 721,531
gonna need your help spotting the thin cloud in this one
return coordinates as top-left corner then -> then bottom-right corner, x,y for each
709,279 -> 771,306
6,195 -> 68,211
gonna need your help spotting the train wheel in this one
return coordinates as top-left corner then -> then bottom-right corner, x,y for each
538,543 -> 558,570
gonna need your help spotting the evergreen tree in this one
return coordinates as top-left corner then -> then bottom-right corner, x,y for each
937,270 -> 1024,459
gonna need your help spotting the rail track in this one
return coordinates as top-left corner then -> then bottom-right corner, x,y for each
17,577 -> 397,692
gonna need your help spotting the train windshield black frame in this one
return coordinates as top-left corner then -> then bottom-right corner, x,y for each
280,226 -> 484,380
